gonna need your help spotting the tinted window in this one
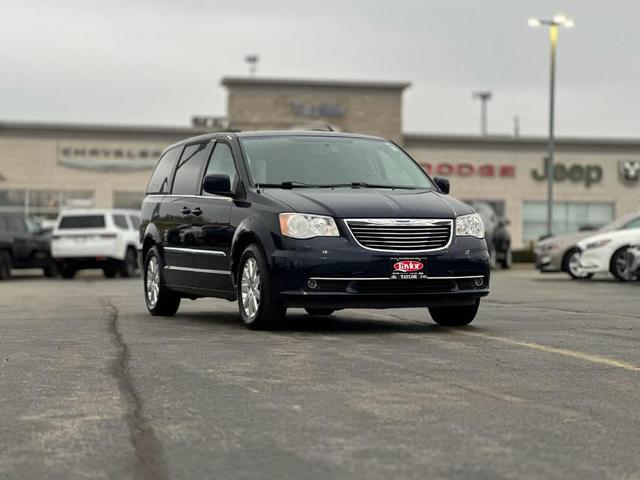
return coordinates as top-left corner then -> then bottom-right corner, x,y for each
113,214 -> 129,230
6,217 -> 26,233
623,218 -> 640,229
147,147 -> 181,194
172,143 -> 209,195
59,215 -> 106,229
204,143 -> 237,193
129,215 -> 141,230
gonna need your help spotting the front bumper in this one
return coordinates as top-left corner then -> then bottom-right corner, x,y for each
578,248 -> 608,273
534,249 -> 563,272
268,235 -> 490,309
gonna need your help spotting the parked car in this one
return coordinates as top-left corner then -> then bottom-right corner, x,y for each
0,213 -> 57,279
534,212 -> 640,279
51,209 -> 141,279
576,227 -> 640,281
140,131 -> 490,330
466,201 -> 512,269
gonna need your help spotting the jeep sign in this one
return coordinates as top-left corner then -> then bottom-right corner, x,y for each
531,158 -> 603,187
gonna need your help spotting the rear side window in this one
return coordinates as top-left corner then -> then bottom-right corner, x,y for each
6,217 -> 26,233
147,147 -> 181,194
59,215 -> 106,229
113,214 -> 129,230
129,215 -> 141,230
172,143 -> 209,195
203,142 -> 237,193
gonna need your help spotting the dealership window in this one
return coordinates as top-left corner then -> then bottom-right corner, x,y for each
113,191 -> 144,210
0,189 -> 94,218
523,201 -> 614,243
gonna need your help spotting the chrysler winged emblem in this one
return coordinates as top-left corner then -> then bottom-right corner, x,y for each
619,160 -> 640,183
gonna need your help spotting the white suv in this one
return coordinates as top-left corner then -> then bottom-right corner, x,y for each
52,209 -> 141,279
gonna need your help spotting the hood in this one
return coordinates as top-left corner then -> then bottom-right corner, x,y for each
577,227 -> 640,249
537,231 -> 593,248
261,188 -> 473,218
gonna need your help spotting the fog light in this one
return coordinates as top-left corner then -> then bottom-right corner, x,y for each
474,277 -> 485,287
307,279 -> 318,290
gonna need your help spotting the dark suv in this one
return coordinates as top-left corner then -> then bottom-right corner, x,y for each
140,131 -> 490,329
0,214 -> 56,279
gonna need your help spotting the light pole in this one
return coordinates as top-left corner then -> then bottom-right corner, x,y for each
472,91 -> 492,136
528,14 -> 574,238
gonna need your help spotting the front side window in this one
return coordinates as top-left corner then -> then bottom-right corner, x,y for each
203,143 -> 238,193
172,143 -> 209,195
147,147 -> 181,194
113,214 -> 129,230
622,218 -> 640,230
240,136 -> 433,189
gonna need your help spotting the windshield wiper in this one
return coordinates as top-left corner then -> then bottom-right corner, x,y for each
323,182 -> 421,190
256,181 -> 321,189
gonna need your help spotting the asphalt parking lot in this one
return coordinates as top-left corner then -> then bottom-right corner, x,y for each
1,268 -> 639,480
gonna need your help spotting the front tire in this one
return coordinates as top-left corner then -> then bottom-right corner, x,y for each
0,251 -> 12,280
237,244 -> 286,330
499,249 -> 512,269
429,300 -> 480,327
564,249 -> 593,280
144,246 -> 181,316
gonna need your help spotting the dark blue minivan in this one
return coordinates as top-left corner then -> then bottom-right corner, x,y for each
140,131 -> 489,329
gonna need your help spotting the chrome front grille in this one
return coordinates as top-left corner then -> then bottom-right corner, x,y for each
345,218 -> 453,252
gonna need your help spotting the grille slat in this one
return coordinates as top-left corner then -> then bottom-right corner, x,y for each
346,219 -> 453,252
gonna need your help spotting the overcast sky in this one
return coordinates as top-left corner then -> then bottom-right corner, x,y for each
1,0 -> 639,137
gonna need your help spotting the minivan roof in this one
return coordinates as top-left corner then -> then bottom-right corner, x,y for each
162,130 -> 386,155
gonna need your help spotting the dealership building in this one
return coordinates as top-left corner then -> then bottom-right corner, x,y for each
1,76 -> 639,249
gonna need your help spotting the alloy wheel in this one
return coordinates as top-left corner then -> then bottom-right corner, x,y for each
568,251 -> 586,278
146,256 -> 160,307
241,257 -> 261,320
614,249 -> 635,281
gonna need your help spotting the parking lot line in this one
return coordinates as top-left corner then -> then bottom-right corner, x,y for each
455,330 -> 640,373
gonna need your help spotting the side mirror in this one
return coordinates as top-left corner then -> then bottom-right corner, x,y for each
433,176 -> 450,194
202,174 -> 232,196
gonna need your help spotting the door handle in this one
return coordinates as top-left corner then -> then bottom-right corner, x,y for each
180,206 -> 192,215
192,207 -> 203,216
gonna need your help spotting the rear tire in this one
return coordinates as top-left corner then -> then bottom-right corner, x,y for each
120,248 -> 138,278
305,308 -> 335,316
237,244 -> 286,330
144,246 -> 181,316
610,247 -> 637,282
103,265 -> 117,278
0,251 -> 12,280
59,264 -> 76,279
429,300 -> 480,327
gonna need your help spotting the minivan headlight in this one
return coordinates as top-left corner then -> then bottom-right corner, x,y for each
456,213 -> 485,239
279,213 -> 339,239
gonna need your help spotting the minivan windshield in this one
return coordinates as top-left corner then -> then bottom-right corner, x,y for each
240,136 -> 434,189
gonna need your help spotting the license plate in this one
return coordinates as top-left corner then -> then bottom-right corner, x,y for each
390,258 -> 426,280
